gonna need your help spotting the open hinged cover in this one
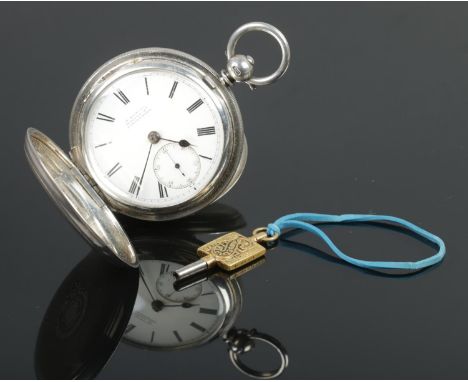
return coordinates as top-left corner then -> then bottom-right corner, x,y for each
24,128 -> 138,267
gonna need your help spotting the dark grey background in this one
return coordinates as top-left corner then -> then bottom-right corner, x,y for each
2,1 -> 468,379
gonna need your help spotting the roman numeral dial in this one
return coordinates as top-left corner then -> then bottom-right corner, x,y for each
86,70 -> 225,210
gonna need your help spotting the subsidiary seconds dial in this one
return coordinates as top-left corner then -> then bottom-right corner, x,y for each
153,143 -> 201,189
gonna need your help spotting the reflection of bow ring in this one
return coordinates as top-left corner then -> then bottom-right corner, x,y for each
223,328 -> 289,379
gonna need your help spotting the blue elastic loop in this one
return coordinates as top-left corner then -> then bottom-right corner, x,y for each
267,213 -> 446,270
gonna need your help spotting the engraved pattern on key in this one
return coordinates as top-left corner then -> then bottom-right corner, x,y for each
207,236 -> 254,257
197,232 -> 266,270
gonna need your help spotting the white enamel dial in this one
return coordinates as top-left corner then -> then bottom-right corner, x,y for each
83,69 -> 224,208
124,260 -> 225,348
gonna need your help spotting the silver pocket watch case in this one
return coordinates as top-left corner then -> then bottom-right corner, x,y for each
24,22 -> 290,267
69,47 -> 248,221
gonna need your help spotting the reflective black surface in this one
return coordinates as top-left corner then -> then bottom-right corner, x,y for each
35,254 -> 139,379
3,2 -> 468,379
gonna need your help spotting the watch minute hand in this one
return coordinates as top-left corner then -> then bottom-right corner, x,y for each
136,142 -> 153,197
159,137 -> 196,147
139,269 -> 157,302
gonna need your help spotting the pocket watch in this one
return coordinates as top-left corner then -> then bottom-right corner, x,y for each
67,22 -> 291,217
25,22 -> 289,266
68,21 -> 289,221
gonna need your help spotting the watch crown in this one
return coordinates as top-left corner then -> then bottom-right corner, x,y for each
222,54 -> 255,87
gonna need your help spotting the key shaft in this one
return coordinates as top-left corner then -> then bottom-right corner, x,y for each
173,231 -> 267,281
173,259 -> 208,280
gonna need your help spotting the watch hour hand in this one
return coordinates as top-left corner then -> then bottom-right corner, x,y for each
159,137 -> 177,144
159,137 -> 197,148
178,139 -> 192,148
151,300 -> 199,311
165,302 -> 200,308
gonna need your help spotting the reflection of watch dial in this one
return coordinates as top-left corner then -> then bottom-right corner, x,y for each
123,259 -> 226,349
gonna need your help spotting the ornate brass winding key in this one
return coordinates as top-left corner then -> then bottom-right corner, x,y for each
173,228 -> 279,280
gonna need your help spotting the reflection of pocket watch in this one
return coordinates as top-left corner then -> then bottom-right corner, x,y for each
122,236 -> 242,350
35,204 -> 288,379
124,244 -> 288,379
118,208 -> 289,379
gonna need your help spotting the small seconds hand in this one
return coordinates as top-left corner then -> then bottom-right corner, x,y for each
166,151 -> 186,177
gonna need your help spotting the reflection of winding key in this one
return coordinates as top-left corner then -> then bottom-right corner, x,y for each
173,229 -> 278,281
